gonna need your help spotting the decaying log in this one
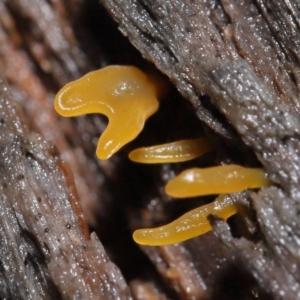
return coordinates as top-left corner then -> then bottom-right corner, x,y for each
0,70 -> 131,298
101,0 -> 300,299
1,0 -> 300,299
0,1 -> 134,298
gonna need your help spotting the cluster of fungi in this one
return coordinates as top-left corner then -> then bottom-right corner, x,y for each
55,65 -> 270,246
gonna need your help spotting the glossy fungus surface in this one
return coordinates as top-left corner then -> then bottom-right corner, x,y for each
54,66 -> 159,159
133,194 -> 237,245
165,165 -> 270,198
129,137 -> 214,163
54,65 -> 271,247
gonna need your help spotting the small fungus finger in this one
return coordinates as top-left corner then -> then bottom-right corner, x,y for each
133,194 -> 237,246
128,137 -> 214,163
54,66 -> 159,159
165,165 -> 270,198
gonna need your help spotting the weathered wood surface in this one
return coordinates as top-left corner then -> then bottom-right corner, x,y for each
0,70 -> 131,298
0,1 -> 132,299
1,0 -> 300,299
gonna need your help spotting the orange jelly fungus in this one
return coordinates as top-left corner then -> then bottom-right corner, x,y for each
133,194 -> 237,246
165,165 -> 270,198
54,66 -> 159,160
53,65 -> 270,246
128,137 -> 214,163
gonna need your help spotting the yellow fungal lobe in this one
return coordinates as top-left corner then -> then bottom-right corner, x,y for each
128,137 -> 214,163
133,194 -> 237,246
165,164 -> 270,198
54,66 -> 159,160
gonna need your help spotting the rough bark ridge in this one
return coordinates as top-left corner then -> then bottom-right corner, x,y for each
101,0 -> 300,298
0,70 -> 131,298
